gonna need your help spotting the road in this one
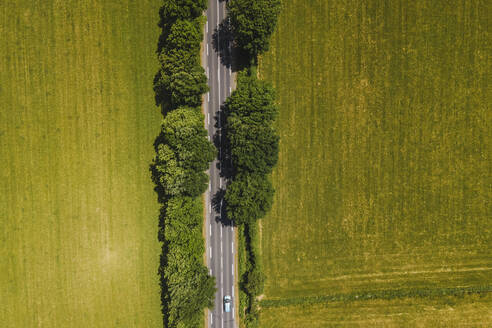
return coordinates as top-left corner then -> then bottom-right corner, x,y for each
203,0 -> 236,328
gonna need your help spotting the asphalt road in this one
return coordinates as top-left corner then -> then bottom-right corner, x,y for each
204,1 -> 236,328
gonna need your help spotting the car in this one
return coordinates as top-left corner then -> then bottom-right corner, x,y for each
224,295 -> 232,313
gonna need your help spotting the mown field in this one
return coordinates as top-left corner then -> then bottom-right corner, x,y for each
259,0 -> 491,325
0,1 -> 162,327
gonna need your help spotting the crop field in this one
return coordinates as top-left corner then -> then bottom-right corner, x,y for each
260,293 -> 492,328
259,0 -> 491,324
0,1 -> 162,327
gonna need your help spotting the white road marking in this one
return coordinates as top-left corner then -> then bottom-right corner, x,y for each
206,43 -> 209,55
232,242 -> 234,253
209,203 -> 212,213
207,92 -> 210,102
232,264 -> 234,274
206,21 -> 208,33
210,224 -> 212,236
210,247 -> 212,258
220,225 -> 222,238
216,0 -> 219,22
210,268 -> 212,275
232,287 -> 234,297
232,311 -> 234,319
208,113 -> 210,124
219,179 -> 222,188
208,135 -> 210,141
221,243 -> 222,253
229,87 -> 232,94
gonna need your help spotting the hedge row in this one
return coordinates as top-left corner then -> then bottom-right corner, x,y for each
223,4 -> 281,326
223,1 -> 282,326
260,285 -> 492,308
223,70 -> 277,328
152,1 -> 216,327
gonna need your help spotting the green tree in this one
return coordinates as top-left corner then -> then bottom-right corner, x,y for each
225,71 -> 277,124
225,173 -> 274,225
154,107 -> 215,197
170,66 -> 208,108
163,196 -> 216,327
228,0 -> 282,60
160,0 -> 207,24
245,267 -> 265,296
227,116 -> 279,174
165,18 -> 203,53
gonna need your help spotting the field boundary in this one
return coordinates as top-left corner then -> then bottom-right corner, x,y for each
260,285 -> 492,308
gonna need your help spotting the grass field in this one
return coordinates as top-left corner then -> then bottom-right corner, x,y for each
258,0 -> 491,325
260,293 -> 492,328
0,1 -> 162,327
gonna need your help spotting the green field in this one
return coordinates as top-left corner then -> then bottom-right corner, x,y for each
260,293 -> 492,328
258,0 -> 491,325
0,1 -> 162,327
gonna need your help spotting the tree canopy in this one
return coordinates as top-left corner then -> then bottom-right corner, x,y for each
228,0 -> 282,60
224,71 -> 279,174
163,196 -> 216,327
154,107 -> 215,197
225,173 -> 274,225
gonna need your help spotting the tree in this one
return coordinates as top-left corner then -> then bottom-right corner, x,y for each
170,66 -> 208,108
160,0 -> 207,26
165,18 -> 203,53
245,267 -> 265,298
227,116 -> 279,174
228,0 -> 282,60
224,71 -> 277,124
161,106 -> 216,171
154,107 -> 215,197
225,173 -> 274,225
163,196 -> 216,327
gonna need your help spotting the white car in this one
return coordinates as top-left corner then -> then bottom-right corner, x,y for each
224,295 -> 232,313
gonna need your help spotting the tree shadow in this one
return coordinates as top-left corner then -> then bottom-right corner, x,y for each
211,17 -> 250,72
211,188 -> 233,227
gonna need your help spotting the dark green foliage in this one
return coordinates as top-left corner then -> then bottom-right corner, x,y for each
225,173 -> 274,225
228,117 -> 279,175
153,2 -> 216,327
154,107 -> 215,198
159,0 -> 207,27
170,68 -> 208,108
225,71 -> 277,123
163,197 -> 216,327
156,14 -> 207,110
225,71 -> 279,174
165,18 -> 204,53
228,0 -> 282,60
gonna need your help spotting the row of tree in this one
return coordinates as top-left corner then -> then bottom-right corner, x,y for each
224,70 -> 277,328
224,71 -> 278,226
223,1 -> 282,326
155,1 -> 209,112
152,1 -> 216,327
